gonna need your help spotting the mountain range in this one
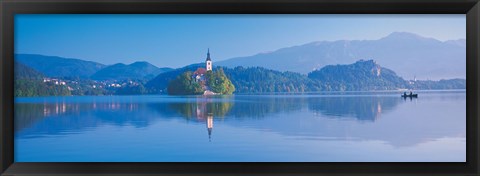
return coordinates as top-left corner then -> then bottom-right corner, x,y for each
216,32 -> 466,80
15,54 -> 106,78
15,54 -> 173,81
15,32 -> 465,83
91,61 -> 173,80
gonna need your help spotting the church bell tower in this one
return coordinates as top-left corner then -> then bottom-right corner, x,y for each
206,48 -> 212,71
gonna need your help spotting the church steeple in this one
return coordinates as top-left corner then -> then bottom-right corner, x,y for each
206,48 -> 212,71
206,48 -> 211,61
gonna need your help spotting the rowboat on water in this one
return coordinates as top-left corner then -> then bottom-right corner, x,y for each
401,93 -> 418,98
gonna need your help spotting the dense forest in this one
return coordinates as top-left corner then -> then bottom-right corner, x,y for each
308,60 -> 407,91
15,62 -> 71,97
167,71 -> 204,95
223,66 -> 323,93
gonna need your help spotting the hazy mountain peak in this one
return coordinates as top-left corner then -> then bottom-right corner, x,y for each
356,59 -> 376,64
216,32 -> 465,80
382,32 -> 430,41
112,63 -> 126,67
130,61 -> 157,67
444,39 -> 466,47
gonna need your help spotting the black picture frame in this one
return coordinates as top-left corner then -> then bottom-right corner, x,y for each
1,0 -> 479,175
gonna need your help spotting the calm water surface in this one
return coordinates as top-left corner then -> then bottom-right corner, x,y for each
14,91 -> 466,162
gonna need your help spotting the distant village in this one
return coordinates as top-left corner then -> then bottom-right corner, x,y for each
42,77 -> 144,93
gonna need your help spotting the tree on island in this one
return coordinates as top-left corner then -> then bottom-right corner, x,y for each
206,69 -> 235,95
167,71 -> 204,95
167,69 -> 235,95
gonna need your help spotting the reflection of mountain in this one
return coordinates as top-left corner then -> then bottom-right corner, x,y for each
307,96 -> 401,121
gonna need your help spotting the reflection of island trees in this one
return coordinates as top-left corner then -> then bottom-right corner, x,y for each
153,97 -> 234,141
307,96 -> 401,121
165,99 -> 234,121
154,96 -> 306,120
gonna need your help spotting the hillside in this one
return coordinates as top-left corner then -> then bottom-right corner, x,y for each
15,54 -> 106,78
91,61 -> 173,81
14,61 -> 44,80
223,66 -> 322,93
14,61 -> 71,97
308,60 -> 407,91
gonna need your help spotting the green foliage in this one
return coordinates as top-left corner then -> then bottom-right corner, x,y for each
167,69 -> 235,95
308,60 -> 407,91
116,84 -> 147,95
167,71 -> 204,95
207,69 -> 235,95
15,79 -> 71,97
223,66 -> 323,93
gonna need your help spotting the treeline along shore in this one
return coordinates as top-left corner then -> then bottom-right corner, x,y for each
14,54 -> 465,97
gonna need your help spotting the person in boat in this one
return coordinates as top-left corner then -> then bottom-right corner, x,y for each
404,92 -> 407,97
409,91 -> 413,96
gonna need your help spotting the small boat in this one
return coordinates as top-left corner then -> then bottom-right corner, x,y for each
401,94 -> 418,98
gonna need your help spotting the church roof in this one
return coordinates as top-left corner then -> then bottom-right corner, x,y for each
194,68 -> 206,75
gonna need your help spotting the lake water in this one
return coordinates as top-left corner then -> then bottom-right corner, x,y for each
14,91 -> 466,162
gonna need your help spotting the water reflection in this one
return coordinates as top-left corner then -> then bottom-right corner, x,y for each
15,92 -> 465,146
15,95 -> 402,134
164,98 -> 234,141
307,96 -> 401,121
14,92 -> 466,162
15,101 -> 158,137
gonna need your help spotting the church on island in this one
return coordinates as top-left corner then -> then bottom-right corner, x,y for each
193,49 -> 216,95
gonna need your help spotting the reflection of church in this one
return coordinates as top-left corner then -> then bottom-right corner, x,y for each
207,113 -> 213,142
194,99 -> 215,141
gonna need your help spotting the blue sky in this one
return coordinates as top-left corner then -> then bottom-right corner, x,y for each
15,14 -> 465,68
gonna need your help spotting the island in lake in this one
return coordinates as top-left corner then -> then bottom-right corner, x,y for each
167,49 -> 235,95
